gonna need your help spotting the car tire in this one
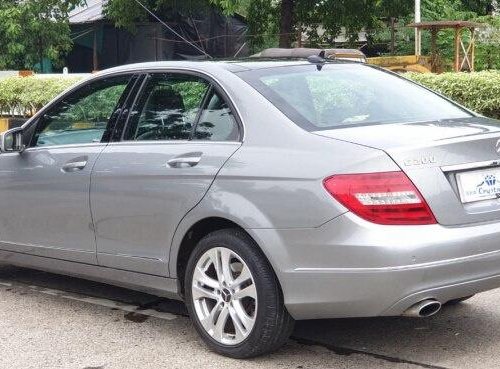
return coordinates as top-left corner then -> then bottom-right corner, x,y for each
445,295 -> 475,305
184,228 -> 295,358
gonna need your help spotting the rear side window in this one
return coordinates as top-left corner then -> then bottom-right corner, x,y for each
125,74 -> 209,141
237,64 -> 472,131
193,90 -> 239,141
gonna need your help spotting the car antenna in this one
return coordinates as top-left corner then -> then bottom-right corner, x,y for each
307,50 -> 326,71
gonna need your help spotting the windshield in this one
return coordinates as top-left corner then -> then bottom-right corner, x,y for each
237,64 -> 472,131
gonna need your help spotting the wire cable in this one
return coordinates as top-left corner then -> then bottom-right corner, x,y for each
71,28 -> 95,41
132,0 -> 212,58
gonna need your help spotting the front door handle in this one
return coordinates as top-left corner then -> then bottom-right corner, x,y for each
167,153 -> 202,168
62,159 -> 88,172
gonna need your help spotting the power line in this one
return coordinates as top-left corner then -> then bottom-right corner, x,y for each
132,0 -> 212,59
71,28 -> 95,41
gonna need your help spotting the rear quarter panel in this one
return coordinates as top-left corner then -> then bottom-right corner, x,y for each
169,70 -> 400,278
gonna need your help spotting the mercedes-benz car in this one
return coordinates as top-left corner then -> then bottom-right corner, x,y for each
1,59 -> 500,358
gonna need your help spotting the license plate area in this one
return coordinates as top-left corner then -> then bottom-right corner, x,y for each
456,167 -> 500,204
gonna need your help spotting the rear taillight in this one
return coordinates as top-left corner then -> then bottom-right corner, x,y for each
323,171 -> 436,225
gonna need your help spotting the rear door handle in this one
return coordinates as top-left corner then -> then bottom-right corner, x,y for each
167,153 -> 202,168
62,160 -> 88,172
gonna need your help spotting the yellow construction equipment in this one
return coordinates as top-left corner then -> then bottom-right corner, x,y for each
367,55 -> 432,73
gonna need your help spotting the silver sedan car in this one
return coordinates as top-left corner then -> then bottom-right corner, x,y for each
1,60 -> 500,358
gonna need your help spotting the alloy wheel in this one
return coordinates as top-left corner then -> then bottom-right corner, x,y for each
191,247 -> 257,345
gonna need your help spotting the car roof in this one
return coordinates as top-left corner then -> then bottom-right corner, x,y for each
93,59 -> 360,77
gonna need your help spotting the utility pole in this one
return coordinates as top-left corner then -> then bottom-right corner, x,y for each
415,0 -> 422,56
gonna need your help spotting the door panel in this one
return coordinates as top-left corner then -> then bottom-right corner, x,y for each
0,145 -> 105,263
91,72 -> 242,276
91,141 -> 240,275
0,74 -> 136,263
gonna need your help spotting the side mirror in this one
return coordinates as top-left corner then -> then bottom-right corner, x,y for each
0,127 -> 25,153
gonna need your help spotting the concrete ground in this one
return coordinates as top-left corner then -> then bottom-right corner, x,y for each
0,265 -> 498,369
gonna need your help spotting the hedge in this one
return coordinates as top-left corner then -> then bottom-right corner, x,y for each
0,76 -> 82,117
0,71 -> 499,120
405,71 -> 500,119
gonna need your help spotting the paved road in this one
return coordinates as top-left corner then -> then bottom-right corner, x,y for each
1,264 -> 499,369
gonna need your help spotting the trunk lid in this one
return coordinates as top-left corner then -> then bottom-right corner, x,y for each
315,117 -> 500,226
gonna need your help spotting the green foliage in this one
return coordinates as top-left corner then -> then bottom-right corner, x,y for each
105,0 -> 219,30
298,0 -> 377,46
104,0 -> 146,30
211,0 -> 251,15
270,0 -> 414,49
105,0 -> 415,51
476,15 -> 500,70
420,0 -> 476,65
0,76 -> 82,117
375,0 -> 414,19
2,71 -> 500,124
0,0 -> 84,71
245,0 -> 280,51
461,0 -> 493,15
371,0 -> 500,71
46,83 -> 128,132
406,71 -> 500,119
0,75 -> 206,119
373,0 -> 474,58
171,81 -> 208,111
106,0 -> 269,51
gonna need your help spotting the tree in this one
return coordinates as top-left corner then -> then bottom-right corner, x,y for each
0,0 -> 84,71
105,0 -> 248,29
243,0 -> 414,48
461,0 -> 494,15
279,0 -> 294,47
105,0 -> 415,51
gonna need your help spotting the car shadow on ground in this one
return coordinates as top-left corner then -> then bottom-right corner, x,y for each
292,295 -> 498,368
1,264 -> 498,368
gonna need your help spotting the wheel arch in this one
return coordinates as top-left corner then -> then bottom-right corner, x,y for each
172,216 -> 279,297
168,188 -> 277,283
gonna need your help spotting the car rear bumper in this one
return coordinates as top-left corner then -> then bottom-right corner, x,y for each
248,213 -> 500,320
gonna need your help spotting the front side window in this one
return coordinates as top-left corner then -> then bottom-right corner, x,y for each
237,64 -> 472,131
32,76 -> 131,147
125,74 -> 210,141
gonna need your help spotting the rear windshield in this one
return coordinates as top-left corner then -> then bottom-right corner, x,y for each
237,64 -> 472,131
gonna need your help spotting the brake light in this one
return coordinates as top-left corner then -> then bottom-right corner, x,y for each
323,171 -> 436,225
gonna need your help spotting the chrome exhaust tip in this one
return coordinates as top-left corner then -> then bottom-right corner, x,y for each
403,299 -> 442,318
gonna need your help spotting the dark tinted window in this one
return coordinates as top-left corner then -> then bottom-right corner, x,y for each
193,91 -> 239,141
32,76 -> 131,147
125,74 -> 209,141
237,64 -> 472,131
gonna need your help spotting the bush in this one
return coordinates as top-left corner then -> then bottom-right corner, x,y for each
0,76 -> 82,117
406,71 -> 500,119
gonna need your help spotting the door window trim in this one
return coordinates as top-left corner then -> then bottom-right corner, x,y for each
107,74 -> 145,142
117,70 -> 243,143
190,85 -> 214,139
